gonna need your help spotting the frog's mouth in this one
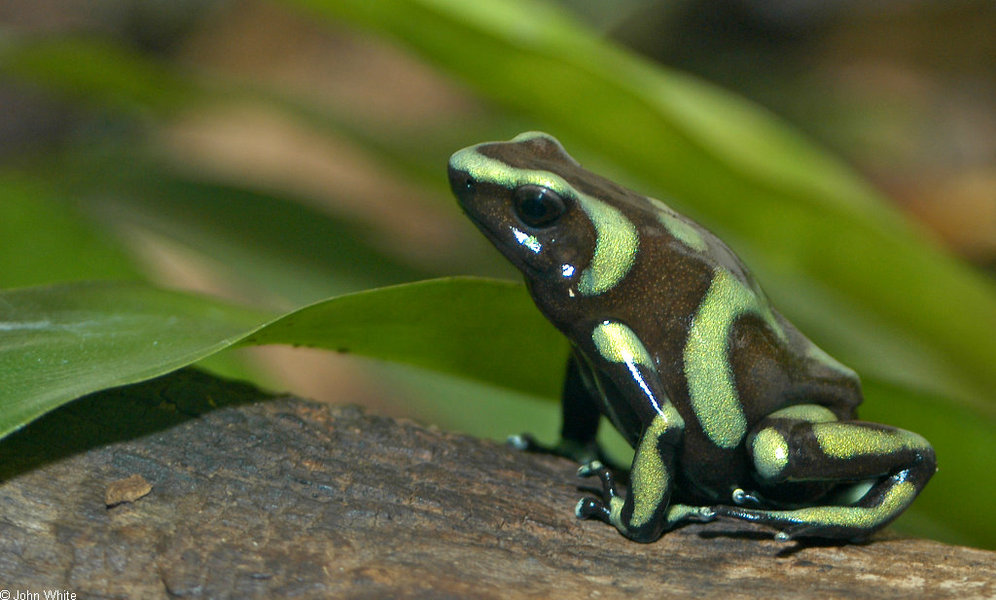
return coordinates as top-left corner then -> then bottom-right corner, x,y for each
462,208 -> 542,276
448,163 -> 546,277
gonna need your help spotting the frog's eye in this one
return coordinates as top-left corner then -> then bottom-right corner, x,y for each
513,185 -> 566,228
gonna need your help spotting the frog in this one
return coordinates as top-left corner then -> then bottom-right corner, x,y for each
447,131 -> 936,543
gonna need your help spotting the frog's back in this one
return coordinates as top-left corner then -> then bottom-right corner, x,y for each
499,142 -> 863,419
562,167 -> 862,423
618,191 -> 863,419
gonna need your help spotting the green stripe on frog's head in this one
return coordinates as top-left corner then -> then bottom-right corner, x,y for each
449,132 -> 638,296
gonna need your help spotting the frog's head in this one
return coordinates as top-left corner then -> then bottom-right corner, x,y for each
449,132 -> 638,300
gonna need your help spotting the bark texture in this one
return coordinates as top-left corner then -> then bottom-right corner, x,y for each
0,369 -> 992,599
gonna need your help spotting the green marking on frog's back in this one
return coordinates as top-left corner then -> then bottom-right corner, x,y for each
684,268 -> 784,449
813,425 -> 930,460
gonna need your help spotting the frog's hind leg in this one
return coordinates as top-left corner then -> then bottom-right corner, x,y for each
716,404 -> 936,541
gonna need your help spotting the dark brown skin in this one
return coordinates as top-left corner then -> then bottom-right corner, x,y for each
453,134 -> 860,501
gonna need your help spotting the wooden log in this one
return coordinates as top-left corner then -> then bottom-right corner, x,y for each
0,369 -> 992,599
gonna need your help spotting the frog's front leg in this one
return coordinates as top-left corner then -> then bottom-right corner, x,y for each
716,404 -> 936,541
571,320 -> 715,541
574,406 -> 715,542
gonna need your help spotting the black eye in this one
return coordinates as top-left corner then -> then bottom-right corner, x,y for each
513,185 -> 566,227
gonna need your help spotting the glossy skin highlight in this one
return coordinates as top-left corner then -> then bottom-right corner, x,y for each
449,132 -> 936,543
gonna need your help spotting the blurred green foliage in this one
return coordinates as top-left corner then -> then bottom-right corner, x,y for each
0,0 -> 993,548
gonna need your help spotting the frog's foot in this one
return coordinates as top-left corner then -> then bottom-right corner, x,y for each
712,505 -> 823,542
731,487 -> 764,507
574,461 -> 715,532
507,433 -> 599,463
506,432 -> 545,453
573,460 -> 619,524
508,434 -> 624,473
665,504 -> 716,526
712,499 -> 892,543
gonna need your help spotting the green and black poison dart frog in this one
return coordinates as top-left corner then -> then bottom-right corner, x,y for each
447,132 -> 936,543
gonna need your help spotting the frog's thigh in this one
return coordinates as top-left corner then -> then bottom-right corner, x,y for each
736,404 -> 936,539
748,404 -> 934,485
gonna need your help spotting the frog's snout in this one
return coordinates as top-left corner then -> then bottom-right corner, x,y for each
447,158 -> 471,199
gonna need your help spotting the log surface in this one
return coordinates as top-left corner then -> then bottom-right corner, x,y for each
0,370 -> 992,599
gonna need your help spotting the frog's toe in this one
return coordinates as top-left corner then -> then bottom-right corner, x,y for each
672,504 -> 717,524
712,504 -> 776,529
711,504 -> 744,519
731,488 -> 763,507
575,497 -> 610,522
506,432 -> 538,451
773,524 -> 819,542
577,460 -> 605,478
576,460 -> 620,506
509,435 -> 608,466
508,432 -> 571,455
691,506 -> 717,522
774,530 -> 795,542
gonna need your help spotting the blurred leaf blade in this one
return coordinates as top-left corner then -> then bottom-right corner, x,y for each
1,35 -> 493,303
80,168 -> 442,304
0,35 -> 197,114
0,174 -> 142,288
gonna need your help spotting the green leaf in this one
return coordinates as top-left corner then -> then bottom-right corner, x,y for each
241,276 -> 565,396
0,278 -> 561,440
0,281 -> 272,439
2,35 -> 501,302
